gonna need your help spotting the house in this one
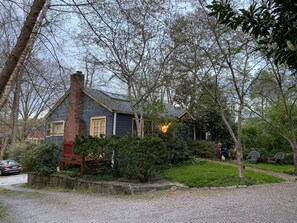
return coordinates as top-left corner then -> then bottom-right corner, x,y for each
45,71 -> 196,169
25,129 -> 44,144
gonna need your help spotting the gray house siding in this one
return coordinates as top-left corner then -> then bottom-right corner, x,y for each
82,94 -> 113,137
48,98 -> 69,122
116,113 -> 133,136
45,98 -> 69,143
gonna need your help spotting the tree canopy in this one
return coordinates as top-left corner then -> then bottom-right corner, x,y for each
207,0 -> 297,73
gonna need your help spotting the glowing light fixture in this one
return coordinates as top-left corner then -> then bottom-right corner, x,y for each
161,123 -> 170,133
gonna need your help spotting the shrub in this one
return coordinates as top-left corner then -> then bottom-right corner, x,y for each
168,136 -> 191,165
283,153 -> 294,165
31,143 -> 61,174
107,134 -> 170,182
188,140 -> 216,159
74,136 -> 109,160
135,135 -> 170,182
8,143 -> 36,165
7,142 -> 61,173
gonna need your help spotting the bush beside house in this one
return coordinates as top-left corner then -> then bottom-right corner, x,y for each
74,134 -> 171,182
8,142 -> 61,173
188,140 -> 216,159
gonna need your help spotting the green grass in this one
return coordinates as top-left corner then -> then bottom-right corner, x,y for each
244,162 -> 295,175
0,201 -> 7,218
164,162 -> 284,187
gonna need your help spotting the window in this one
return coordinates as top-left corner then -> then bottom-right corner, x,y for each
132,119 -> 153,136
90,116 -> 106,137
188,124 -> 196,141
46,123 -> 51,137
51,121 -> 65,136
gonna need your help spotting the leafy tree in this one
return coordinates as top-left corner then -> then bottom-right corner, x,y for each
247,63 -> 297,173
207,0 -> 297,73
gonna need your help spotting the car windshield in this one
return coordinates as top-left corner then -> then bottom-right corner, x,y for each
2,160 -> 17,165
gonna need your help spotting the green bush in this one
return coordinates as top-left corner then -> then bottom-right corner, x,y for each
7,142 -> 61,173
34,143 -> 61,174
106,134 -> 170,182
188,140 -> 216,159
283,153 -> 294,165
74,135 -> 110,173
8,143 -> 37,167
75,134 -> 170,182
162,135 -> 191,165
74,135 -> 109,161
135,135 -> 170,182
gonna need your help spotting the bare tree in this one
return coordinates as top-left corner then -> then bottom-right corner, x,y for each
0,0 -> 47,98
73,0 -> 176,138
171,4 -> 265,178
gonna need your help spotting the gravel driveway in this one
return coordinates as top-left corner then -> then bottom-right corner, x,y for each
1,181 -> 297,223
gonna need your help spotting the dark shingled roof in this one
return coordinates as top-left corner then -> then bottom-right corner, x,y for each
83,88 -> 186,118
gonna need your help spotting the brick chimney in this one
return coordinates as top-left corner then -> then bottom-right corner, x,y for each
63,71 -> 86,143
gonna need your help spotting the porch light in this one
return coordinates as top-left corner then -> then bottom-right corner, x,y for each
161,123 -> 170,133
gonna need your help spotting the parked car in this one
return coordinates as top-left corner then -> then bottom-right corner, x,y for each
0,160 -> 21,176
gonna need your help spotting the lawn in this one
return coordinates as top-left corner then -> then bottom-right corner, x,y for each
244,162 -> 295,175
0,201 -> 6,219
164,161 -> 284,187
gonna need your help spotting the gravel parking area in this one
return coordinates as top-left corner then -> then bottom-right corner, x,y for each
1,181 -> 297,223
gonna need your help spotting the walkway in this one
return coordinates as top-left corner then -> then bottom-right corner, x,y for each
203,159 -> 297,182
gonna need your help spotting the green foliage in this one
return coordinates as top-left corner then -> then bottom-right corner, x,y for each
75,134 -> 170,182
188,140 -> 215,159
242,118 -> 291,162
74,135 -> 109,161
107,134 -> 170,182
157,117 -> 191,165
244,162 -> 294,175
162,133 -> 191,165
7,142 -> 61,174
164,162 -> 283,187
266,101 -> 297,137
0,201 -> 6,219
207,1 -> 297,72
135,135 -> 170,182
283,153 -> 294,165
105,135 -> 137,177
33,143 -> 62,174
8,143 -> 38,168
144,97 -> 166,121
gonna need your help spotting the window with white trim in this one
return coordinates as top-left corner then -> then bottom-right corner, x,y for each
46,121 -> 65,137
90,116 -> 106,137
52,121 -> 64,136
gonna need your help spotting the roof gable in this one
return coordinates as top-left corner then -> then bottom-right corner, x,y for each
44,91 -> 69,119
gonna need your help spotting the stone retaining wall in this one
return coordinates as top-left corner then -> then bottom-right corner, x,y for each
27,172 -> 181,195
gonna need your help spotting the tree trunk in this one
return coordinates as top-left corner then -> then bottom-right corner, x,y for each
289,140 -> 297,174
0,136 -> 9,160
235,139 -> 244,179
0,0 -> 49,111
219,103 -> 245,179
10,74 -> 22,153
235,103 -> 245,179
0,0 -> 46,98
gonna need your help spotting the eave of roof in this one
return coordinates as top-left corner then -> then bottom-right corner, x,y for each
45,87 -> 194,121
178,111 -> 196,121
44,91 -> 69,119
83,90 -> 113,112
